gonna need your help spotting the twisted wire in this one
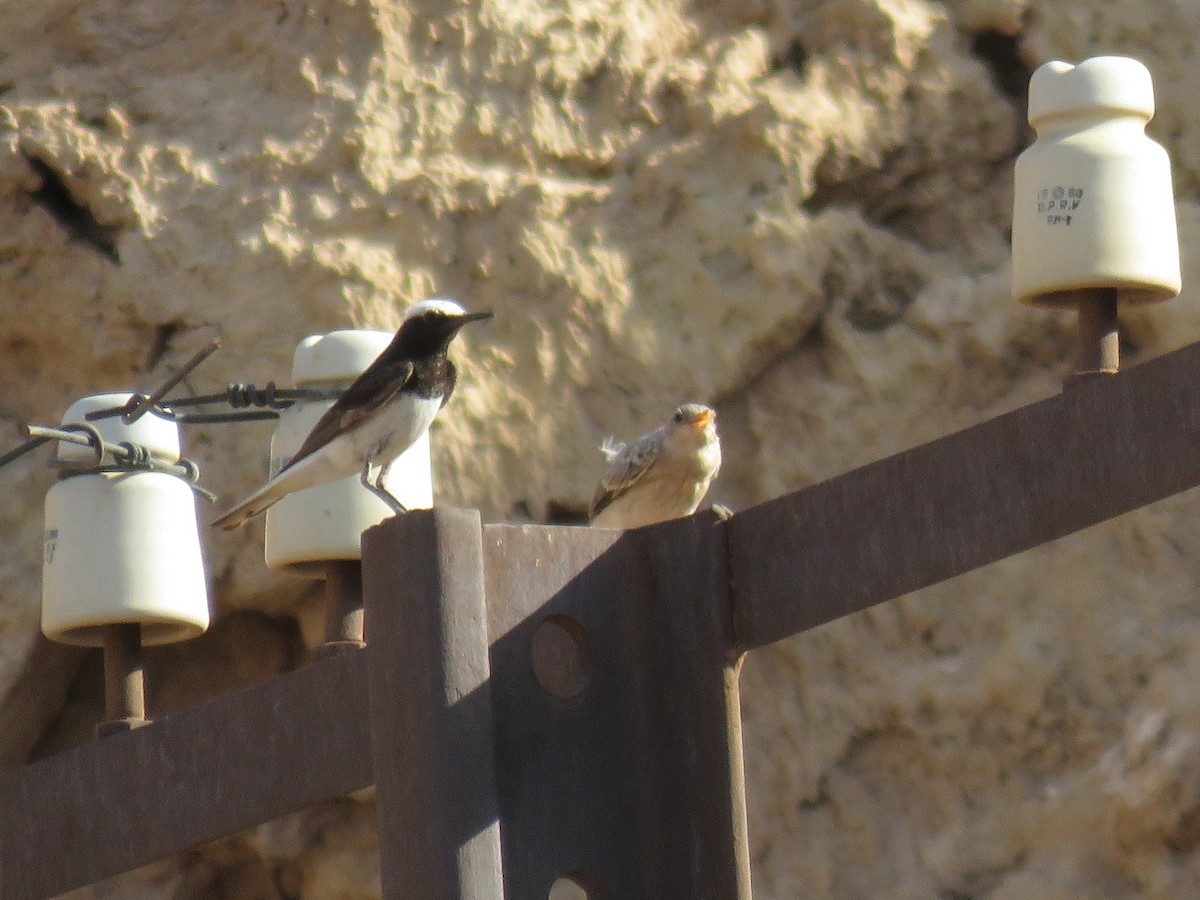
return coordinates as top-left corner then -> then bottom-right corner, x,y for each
84,382 -> 344,424
24,424 -> 216,501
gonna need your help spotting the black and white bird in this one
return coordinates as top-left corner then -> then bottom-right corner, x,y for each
589,403 -> 721,529
213,298 -> 492,530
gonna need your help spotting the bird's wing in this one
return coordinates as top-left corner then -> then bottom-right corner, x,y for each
589,431 -> 660,520
282,357 -> 415,472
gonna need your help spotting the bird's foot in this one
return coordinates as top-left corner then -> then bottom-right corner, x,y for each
710,503 -> 734,521
360,463 -> 409,514
365,479 -> 408,514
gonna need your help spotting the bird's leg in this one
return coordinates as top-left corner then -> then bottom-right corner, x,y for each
360,461 -> 407,513
374,461 -> 408,513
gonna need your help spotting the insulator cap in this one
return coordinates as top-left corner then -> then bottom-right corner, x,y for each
1012,56 -> 1181,306
57,393 -> 180,466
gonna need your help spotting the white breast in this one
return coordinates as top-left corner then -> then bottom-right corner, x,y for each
350,392 -> 444,465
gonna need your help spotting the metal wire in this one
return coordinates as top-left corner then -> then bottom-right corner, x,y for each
176,410 -> 283,425
167,382 -> 343,409
0,342 -> 341,496
25,424 -> 216,501
1,336 -> 342,488
0,434 -> 52,470
85,382 -> 344,423
122,339 -> 222,424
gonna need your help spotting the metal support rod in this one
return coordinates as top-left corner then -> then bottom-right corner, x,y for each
724,656 -> 753,897
97,623 -> 146,738
1075,287 -> 1120,377
312,560 -> 366,662
363,509 -> 503,900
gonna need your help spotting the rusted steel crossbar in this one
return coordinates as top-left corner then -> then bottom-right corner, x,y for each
0,651 -> 372,899
730,338 -> 1200,649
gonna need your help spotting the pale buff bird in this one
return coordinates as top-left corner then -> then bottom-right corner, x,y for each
589,403 -> 721,529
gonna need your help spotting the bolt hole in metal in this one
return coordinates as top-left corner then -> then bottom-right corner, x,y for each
531,614 -> 589,699
549,875 -> 594,900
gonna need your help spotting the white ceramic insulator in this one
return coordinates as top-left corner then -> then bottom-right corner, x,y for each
264,329 -> 434,575
42,395 -> 210,646
1012,56 -> 1181,306
56,392 -> 181,465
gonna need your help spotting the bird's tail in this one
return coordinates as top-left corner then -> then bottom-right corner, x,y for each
212,452 -> 350,531
211,479 -> 293,530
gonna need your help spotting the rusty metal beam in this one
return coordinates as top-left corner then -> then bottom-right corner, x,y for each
362,509 -> 505,900
729,339 -> 1200,651
483,511 -> 751,899
0,649 -> 372,899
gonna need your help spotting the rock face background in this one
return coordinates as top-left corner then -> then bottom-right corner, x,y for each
4,0 -> 1200,897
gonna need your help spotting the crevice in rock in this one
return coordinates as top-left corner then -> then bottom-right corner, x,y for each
23,153 -> 121,263
796,772 -> 829,810
937,851 -> 1029,899
710,315 -> 826,420
146,320 -> 184,371
805,149 -> 945,242
770,38 -> 809,77
1167,804 -> 1200,853
822,249 -> 924,333
968,28 -> 1032,103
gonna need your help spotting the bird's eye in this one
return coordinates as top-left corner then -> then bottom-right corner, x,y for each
673,410 -> 684,423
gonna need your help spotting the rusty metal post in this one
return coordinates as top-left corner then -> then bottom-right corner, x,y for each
1074,287 -> 1120,380
362,509 -> 504,900
97,623 -> 147,737
313,560 -> 365,662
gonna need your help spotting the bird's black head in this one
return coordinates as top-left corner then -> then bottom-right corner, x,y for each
396,298 -> 493,354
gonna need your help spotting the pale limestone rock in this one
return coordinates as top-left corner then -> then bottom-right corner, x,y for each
4,0 -> 1200,898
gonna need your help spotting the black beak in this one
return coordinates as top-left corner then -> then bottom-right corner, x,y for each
450,311 -> 493,332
